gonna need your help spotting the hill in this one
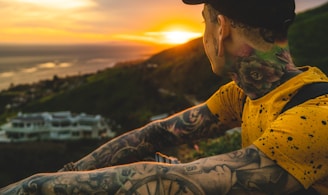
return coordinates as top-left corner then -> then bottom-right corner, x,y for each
289,2 -> 328,73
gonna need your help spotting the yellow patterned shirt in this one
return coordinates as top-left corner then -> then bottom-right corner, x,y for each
206,66 -> 328,193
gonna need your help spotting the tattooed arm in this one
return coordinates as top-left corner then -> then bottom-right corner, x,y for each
1,145 -> 304,195
59,103 -> 228,171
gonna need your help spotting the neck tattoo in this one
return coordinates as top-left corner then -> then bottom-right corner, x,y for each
227,41 -> 299,99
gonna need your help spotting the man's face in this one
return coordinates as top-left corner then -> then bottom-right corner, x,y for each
202,4 -> 225,76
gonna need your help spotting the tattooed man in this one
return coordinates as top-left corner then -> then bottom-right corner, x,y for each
1,0 -> 328,194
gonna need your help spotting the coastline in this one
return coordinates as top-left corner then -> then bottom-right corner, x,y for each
0,44 -> 160,91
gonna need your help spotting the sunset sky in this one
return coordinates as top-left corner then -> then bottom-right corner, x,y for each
1,0 -> 327,46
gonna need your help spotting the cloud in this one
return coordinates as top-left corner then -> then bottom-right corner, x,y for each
0,0 -> 327,44
114,31 -> 202,45
0,0 -> 202,43
14,0 -> 96,10
22,67 -> 38,73
38,62 -> 56,69
17,62 -> 73,76
59,63 -> 72,68
0,72 -> 15,78
0,0 -> 103,34
38,62 -> 73,69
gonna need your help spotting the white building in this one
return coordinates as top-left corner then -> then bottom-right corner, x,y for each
0,111 -> 115,142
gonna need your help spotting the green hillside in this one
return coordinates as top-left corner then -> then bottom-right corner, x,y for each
289,2 -> 328,73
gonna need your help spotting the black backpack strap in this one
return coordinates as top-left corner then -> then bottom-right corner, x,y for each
281,82 -> 328,113
281,82 -> 328,194
289,186 -> 320,195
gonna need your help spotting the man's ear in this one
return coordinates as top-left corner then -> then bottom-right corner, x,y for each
217,15 -> 230,57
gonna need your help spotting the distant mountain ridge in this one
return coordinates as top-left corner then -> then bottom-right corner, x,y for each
1,2 -> 327,133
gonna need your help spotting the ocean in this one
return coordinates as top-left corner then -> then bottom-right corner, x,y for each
0,44 -> 160,91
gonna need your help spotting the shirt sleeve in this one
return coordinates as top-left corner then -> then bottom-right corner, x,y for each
206,81 -> 246,129
253,94 -> 328,189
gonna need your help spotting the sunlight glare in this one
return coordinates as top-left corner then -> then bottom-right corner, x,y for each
114,30 -> 202,45
163,31 -> 202,44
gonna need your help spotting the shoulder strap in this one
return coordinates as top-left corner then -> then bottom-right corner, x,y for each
281,82 -> 328,113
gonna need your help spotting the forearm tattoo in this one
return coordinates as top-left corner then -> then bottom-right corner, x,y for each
60,103 -> 225,171
0,146 -> 302,195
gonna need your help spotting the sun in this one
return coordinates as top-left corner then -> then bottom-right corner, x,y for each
114,30 -> 202,46
162,31 -> 202,44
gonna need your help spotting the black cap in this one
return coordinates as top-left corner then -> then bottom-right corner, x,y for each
182,0 -> 295,32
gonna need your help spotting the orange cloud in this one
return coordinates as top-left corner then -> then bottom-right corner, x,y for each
1,0 -> 324,44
